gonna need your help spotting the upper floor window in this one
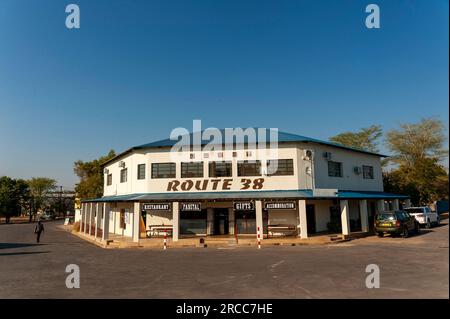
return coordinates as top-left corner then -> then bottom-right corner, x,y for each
151,163 -> 176,179
106,174 -> 112,186
267,159 -> 294,176
238,161 -> 261,176
181,162 -> 204,178
209,161 -> 232,177
363,165 -> 374,179
328,161 -> 342,177
137,164 -> 146,180
120,168 -> 128,183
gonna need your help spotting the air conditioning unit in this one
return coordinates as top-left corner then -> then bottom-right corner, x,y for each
103,168 -> 109,175
354,166 -> 362,175
303,149 -> 313,160
323,152 -> 332,161
118,161 -> 126,168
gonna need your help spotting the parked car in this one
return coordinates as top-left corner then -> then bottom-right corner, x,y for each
374,210 -> 419,238
404,207 -> 439,228
40,212 -> 55,221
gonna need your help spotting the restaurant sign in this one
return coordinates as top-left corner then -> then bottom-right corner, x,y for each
143,203 -> 171,211
180,202 -> 202,212
264,201 -> 296,210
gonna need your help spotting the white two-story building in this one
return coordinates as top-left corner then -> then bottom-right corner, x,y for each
78,129 -> 409,244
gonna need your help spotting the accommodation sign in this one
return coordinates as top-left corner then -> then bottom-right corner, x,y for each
233,201 -> 254,211
143,203 -> 171,211
264,201 -> 296,210
180,202 -> 202,212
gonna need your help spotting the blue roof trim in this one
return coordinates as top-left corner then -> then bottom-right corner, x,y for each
81,190 -> 408,203
101,129 -> 388,167
134,129 -> 387,157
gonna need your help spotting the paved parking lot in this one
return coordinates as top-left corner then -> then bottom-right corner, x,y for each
0,219 -> 448,298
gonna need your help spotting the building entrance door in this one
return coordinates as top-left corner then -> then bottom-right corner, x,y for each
213,209 -> 229,235
306,204 -> 316,234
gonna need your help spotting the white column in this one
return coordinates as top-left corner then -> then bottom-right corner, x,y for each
228,208 -> 235,235
94,203 -> 99,239
376,199 -> 385,213
255,200 -> 264,240
392,199 -> 400,211
298,200 -> 308,239
102,202 -> 110,241
206,208 -> 214,235
404,199 -> 411,208
359,200 -> 369,232
133,202 -> 140,243
340,200 -> 350,237
80,203 -> 84,233
89,203 -> 93,236
83,203 -> 87,234
172,202 -> 180,241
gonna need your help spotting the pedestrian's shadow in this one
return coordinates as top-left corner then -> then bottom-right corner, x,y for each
0,251 -> 49,256
0,243 -> 46,250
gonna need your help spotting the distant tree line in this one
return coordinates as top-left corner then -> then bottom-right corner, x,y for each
0,177 -> 74,224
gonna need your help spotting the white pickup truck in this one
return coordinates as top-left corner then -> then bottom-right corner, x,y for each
404,207 -> 440,228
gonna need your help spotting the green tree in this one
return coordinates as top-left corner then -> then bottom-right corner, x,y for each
329,125 -> 383,153
384,118 -> 449,205
386,118 -> 448,166
74,150 -> 116,199
26,177 -> 57,222
0,177 -> 30,223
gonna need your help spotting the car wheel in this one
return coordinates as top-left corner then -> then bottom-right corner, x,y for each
377,232 -> 383,238
401,227 -> 409,238
426,219 -> 431,229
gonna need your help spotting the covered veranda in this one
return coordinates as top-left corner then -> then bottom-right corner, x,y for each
78,190 -> 410,245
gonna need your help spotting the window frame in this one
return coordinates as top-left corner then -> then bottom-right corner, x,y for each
151,162 -> 176,179
237,160 -> 262,177
267,159 -> 294,176
137,163 -> 146,180
106,173 -> 112,186
328,161 -> 343,178
181,162 -> 204,178
209,161 -> 232,177
362,165 -> 374,179
120,168 -> 128,183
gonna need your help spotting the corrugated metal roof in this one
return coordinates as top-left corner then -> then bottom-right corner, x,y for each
81,190 -> 408,203
101,129 -> 388,167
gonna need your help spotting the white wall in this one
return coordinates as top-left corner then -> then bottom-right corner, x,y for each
103,142 -> 384,197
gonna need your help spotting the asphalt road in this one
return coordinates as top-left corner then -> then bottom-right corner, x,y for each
0,219 -> 448,299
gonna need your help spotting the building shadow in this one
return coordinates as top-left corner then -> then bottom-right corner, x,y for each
0,243 -> 46,250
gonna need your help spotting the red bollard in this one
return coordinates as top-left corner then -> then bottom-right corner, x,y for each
163,229 -> 167,250
257,226 -> 261,249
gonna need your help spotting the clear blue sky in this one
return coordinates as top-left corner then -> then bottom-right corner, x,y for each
0,0 -> 448,189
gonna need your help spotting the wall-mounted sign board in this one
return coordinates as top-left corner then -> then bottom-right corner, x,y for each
264,201 -> 296,210
143,203 -> 172,211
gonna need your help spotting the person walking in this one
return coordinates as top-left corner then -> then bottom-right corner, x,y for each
34,220 -> 44,243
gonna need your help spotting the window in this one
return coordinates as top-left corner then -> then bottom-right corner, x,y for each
238,161 -> 261,176
267,159 -> 294,176
120,168 -> 128,183
181,162 -> 204,178
151,163 -> 176,179
209,161 -> 232,177
106,174 -> 112,186
363,165 -> 374,179
328,161 -> 342,177
137,164 -> 146,180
